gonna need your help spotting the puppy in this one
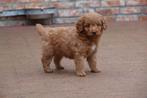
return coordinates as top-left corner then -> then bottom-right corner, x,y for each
36,12 -> 106,77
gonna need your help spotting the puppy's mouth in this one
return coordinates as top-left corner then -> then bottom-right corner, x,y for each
92,32 -> 97,36
87,32 -> 98,37
79,31 -> 100,38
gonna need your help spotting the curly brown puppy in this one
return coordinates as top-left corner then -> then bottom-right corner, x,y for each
36,12 -> 106,77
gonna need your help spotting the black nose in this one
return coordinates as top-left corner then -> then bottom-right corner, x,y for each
92,32 -> 96,35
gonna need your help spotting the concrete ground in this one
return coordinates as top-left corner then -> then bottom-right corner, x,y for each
0,22 -> 147,98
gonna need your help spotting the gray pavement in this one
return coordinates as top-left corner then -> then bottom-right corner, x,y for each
0,22 -> 147,98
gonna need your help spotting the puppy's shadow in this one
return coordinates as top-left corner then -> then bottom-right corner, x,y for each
54,69 -> 75,77
53,68 -> 95,77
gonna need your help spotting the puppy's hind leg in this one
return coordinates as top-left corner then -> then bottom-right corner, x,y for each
54,56 -> 64,70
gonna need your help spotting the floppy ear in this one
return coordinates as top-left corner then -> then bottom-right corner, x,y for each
101,19 -> 107,32
76,17 -> 85,34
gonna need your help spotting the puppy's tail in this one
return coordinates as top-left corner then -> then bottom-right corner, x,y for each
36,24 -> 48,40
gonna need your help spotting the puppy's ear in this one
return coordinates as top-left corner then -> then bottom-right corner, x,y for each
76,17 -> 85,34
101,19 -> 107,32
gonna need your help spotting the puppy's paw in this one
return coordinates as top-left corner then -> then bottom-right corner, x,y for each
44,68 -> 53,73
76,71 -> 86,77
91,69 -> 101,73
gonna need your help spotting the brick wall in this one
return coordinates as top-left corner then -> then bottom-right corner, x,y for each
53,0 -> 147,23
0,0 -> 147,25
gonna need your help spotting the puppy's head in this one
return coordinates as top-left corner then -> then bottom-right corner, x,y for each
76,12 -> 107,37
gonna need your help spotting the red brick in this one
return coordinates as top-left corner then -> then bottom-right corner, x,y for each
51,2 -> 75,8
49,0 -> 58,1
101,0 -> 125,7
58,9 -> 83,17
24,2 -> 48,9
141,7 -> 147,14
76,0 -> 101,7
97,9 -> 113,15
0,0 -> 17,3
105,16 -> 116,21
16,3 -> 25,9
17,0 -> 30,2
139,16 -> 147,21
126,0 -> 147,5
120,7 -> 141,14
28,0 -> 46,2
96,8 -> 119,15
116,15 -> 139,21
0,6 -> 4,12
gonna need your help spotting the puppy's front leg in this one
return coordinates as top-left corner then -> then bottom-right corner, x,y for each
74,55 -> 86,77
87,53 -> 101,73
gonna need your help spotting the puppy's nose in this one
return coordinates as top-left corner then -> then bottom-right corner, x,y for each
92,32 -> 96,35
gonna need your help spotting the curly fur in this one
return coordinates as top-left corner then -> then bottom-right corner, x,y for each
36,12 -> 107,77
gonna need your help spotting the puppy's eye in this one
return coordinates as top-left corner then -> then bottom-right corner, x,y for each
97,23 -> 101,26
85,24 -> 90,27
